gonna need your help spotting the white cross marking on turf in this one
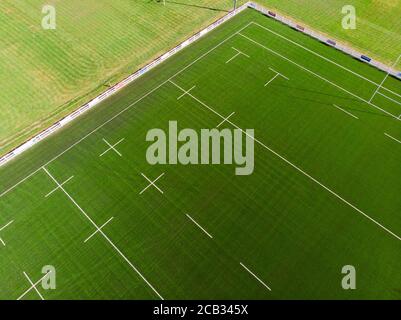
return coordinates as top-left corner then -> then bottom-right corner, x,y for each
17,271 -> 52,300
140,173 -> 165,195
216,112 -> 235,128
42,167 -> 164,300
176,85 -> 196,100
45,176 -> 74,198
240,262 -> 272,291
169,79 -> 401,243
22,272 -> 45,300
84,217 -> 114,243
0,220 -> 14,247
332,104 -> 359,120
265,67 -> 289,87
99,138 -> 124,157
226,47 -> 250,64
186,214 -> 213,239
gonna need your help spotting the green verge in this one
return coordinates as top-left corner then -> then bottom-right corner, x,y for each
0,0 -> 231,154
0,8 -> 401,299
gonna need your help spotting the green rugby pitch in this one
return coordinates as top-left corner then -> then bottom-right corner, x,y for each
1,8 -> 401,299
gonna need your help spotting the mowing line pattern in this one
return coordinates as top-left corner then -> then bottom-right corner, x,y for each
1,11 -> 401,299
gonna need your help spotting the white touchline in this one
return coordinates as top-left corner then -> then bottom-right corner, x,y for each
45,176 -> 74,197
17,271 -> 51,300
177,85 -> 196,100
23,272 -> 44,300
140,173 -> 165,195
84,217 -> 114,243
332,104 -> 359,120
216,112 -> 235,128
251,21 -> 401,101
384,133 -> 401,145
186,214 -> 213,239
42,167 -> 164,300
0,22 -> 254,199
238,32 -> 401,121
169,80 -> 401,242
240,262 -> 271,291
99,138 -> 124,157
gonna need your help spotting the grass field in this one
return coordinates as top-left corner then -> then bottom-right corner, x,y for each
251,0 -> 401,64
2,0 -> 401,159
0,0 -> 231,154
1,8 -> 401,299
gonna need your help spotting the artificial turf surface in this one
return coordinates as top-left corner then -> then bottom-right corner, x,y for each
1,7 -> 401,299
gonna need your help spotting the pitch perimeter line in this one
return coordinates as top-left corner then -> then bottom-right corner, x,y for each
251,21 -> 401,101
169,80 -> 401,242
42,167 -> 164,300
0,22 -> 253,199
239,32 -> 400,121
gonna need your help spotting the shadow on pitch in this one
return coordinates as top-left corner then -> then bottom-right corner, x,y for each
270,83 -> 392,119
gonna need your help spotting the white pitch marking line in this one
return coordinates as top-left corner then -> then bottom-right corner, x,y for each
23,272 -> 45,300
265,67 -> 289,86
377,92 -> 401,107
384,133 -> 401,145
0,220 -> 14,246
332,104 -> 359,120
84,217 -> 114,243
45,176 -> 74,198
238,32 -> 401,121
251,21 -> 401,101
240,262 -> 271,291
140,173 -> 165,195
170,80 -> 401,242
226,47 -> 250,64
99,138 -> 124,157
216,112 -> 235,128
0,220 -> 14,232
269,67 -> 289,80
17,271 -> 51,300
186,214 -> 213,239
42,167 -> 164,300
264,74 -> 279,87
0,23 -> 255,199
369,54 -> 401,103
177,85 -> 196,100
